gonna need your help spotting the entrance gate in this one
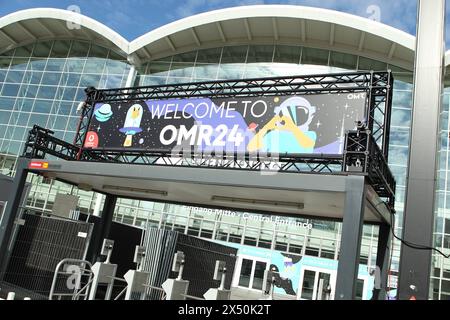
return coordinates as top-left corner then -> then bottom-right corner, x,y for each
0,71 -> 396,300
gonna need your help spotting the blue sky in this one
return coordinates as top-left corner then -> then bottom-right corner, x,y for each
0,0 -> 442,43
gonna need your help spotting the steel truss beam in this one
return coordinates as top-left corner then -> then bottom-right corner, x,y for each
22,125 -> 396,212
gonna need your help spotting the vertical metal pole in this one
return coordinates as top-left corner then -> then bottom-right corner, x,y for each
373,223 -> 392,300
87,194 -> 117,263
335,175 -> 365,300
398,0 -> 445,300
0,157 -> 29,277
124,64 -> 137,88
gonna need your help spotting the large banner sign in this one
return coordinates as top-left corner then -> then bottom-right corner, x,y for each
84,93 -> 366,155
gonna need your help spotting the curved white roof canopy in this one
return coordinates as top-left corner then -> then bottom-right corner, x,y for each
0,8 -> 129,56
130,5 -> 416,70
3,5 -> 449,72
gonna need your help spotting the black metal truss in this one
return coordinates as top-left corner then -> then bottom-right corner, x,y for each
74,71 -> 393,157
343,128 -> 396,209
22,125 -> 396,212
22,125 -> 80,161
90,71 -> 390,101
78,148 -> 345,173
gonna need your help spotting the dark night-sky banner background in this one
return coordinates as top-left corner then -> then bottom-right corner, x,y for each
84,92 -> 367,155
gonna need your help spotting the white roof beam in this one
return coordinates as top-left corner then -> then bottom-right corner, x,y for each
0,29 -> 18,45
142,46 -> 152,59
190,27 -> 201,46
16,22 -> 37,40
358,31 -> 365,51
388,42 -> 397,59
300,19 -> 306,42
272,18 -> 279,41
244,18 -> 252,41
165,36 -> 176,51
329,24 -> 335,46
36,19 -> 55,37
216,21 -> 226,42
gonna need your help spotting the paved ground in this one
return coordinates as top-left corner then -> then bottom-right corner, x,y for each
230,287 -> 297,300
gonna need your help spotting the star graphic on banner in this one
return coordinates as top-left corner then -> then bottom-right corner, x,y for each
316,121 -> 322,128
344,103 -> 350,110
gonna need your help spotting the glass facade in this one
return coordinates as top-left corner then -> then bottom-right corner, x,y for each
0,39 -> 130,173
430,87 -> 450,300
0,38 -> 448,299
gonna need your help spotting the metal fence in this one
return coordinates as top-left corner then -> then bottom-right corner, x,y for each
0,212 -> 93,299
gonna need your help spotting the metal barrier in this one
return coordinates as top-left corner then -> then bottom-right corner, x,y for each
181,293 -> 205,301
106,276 -> 128,301
49,259 -> 94,300
143,284 -> 166,300
110,280 -> 167,300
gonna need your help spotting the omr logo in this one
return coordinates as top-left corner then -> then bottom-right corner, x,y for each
347,93 -> 366,100
29,161 -> 49,169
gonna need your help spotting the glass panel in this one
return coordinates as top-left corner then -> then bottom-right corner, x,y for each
51,40 -> 70,58
228,225 -> 243,243
45,59 -> 65,72
329,51 -> 357,70
5,70 -> 25,83
10,57 -> 29,70
247,45 -> 274,63
302,47 -> 329,66
301,270 -> 316,299
33,42 -> 52,58
41,72 -> 62,85
168,63 -> 194,78
172,51 -> 197,63
273,45 -> 301,64
252,261 -> 267,290
221,46 -> 248,64
90,45 -> 109,58
84,58 -> 106,74
358,57 -> 387,71
145,61 -> 171,76
196,47 -> 222,64
238,258 -> 253,288
0,110 -> 11,124
355,279 -> 365,300
1,84 -> 20,96
69,41 -> 90,58
317,272 -> 331,300
275,233 -> 288,251
66,59 -> 85,73
244,228 -> 258,246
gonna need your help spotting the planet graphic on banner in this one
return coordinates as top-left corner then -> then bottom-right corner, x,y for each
94,104 -> 113,122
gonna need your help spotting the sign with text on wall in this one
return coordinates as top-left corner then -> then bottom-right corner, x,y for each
84,93 -> 367,155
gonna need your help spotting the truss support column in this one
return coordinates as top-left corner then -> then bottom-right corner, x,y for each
398,0 -> 445,300
87,194 -> 117,263
0,157 -> 29,278
335,175 -> 365,300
